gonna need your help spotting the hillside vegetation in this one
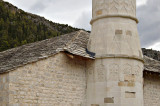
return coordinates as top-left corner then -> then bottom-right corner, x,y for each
0,0 -> 79,52
142,48 -> 160,61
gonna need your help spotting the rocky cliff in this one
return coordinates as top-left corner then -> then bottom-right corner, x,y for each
142,48 -> 160,61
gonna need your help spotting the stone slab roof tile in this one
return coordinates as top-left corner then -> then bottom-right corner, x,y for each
0,30 -> 92,73
64,30 -> 93,58
0,30 -> 159,74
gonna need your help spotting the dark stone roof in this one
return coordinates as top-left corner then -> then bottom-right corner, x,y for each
0,30 -> 92,73
0,30 -> 159,74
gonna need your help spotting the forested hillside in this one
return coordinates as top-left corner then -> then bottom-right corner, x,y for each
142,48 -> 160,61
0,0 -> 79,52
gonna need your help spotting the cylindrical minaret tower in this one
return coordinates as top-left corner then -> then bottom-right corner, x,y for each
86,0 -> 144,106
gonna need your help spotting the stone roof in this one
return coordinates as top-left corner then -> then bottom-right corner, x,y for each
0,30 -> 160,74
0,30 -> 92,73
144,56 -> 160,73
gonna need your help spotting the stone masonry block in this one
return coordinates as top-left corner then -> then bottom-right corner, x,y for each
118,81 -> 135,87
115,30 -> 123,35
125,92 -> 136,98
124,75 -> 135,82
91,104 -> 99,106
96,10 -> 102,16
104,97 -> 114,103
126,30 -> 132,36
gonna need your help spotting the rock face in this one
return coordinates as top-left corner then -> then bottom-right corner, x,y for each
87,0 -> 144,106
142,48 -> 160,61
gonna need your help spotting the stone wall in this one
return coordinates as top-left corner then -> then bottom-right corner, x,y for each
8,52 -> 87,106
0,73 -> 9,106
144,72 -> 160,106
86,58 -> 144,106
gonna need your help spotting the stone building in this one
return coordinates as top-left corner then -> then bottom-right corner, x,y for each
0,0 -> 160,106
0,30 -> 160,106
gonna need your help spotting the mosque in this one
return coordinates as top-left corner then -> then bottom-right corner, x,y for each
0,0 -> 160,106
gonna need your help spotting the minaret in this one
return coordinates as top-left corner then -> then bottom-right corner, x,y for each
86,0 -> 144,106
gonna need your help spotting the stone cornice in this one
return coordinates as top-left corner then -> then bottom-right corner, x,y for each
95,54 -> 144,63
90,14 -> 139,25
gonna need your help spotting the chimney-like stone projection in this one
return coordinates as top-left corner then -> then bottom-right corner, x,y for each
87,0 -> 144,106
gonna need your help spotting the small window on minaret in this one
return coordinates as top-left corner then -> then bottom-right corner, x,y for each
126,30 -> 132,36
115,30 -> 123,35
